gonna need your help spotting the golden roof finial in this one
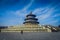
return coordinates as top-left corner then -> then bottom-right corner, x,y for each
30,11 -> 32,14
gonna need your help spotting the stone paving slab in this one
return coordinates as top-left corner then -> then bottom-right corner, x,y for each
0,32 -> 60,40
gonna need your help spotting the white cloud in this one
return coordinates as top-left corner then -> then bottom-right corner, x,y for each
33,7 -> 54,20
7,0 -> 34,16
32,3 -> 60,26
5,0 -> 34,21
52,14 -> 60,18
22,0 -> 34,11
45,20 -> 58,25
5,0 -> 60,26
33,3 -> 60,21
5,0 -> 34,26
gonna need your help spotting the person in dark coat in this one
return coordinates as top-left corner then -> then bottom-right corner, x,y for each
21,30 -> 23,34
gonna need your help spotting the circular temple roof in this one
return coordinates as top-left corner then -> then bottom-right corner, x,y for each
24,18 -> 38,20
23,21 -> 39,24
26,12 -> 36,17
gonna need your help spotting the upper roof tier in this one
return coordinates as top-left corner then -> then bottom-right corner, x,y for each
26,12 -> 36,17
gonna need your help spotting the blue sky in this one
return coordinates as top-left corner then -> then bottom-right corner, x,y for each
0,0 -> 60,26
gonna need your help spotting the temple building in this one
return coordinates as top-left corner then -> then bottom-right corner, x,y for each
23,12 -> 39,24
1,12 -> 52,32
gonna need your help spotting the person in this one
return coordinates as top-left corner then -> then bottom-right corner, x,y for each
0,29 -> 1,32
21,30 -> 23,34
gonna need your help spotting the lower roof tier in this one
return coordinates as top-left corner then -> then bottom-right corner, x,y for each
23,21 -> 39,24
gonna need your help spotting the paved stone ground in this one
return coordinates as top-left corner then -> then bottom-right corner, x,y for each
0,32 -> 60,40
